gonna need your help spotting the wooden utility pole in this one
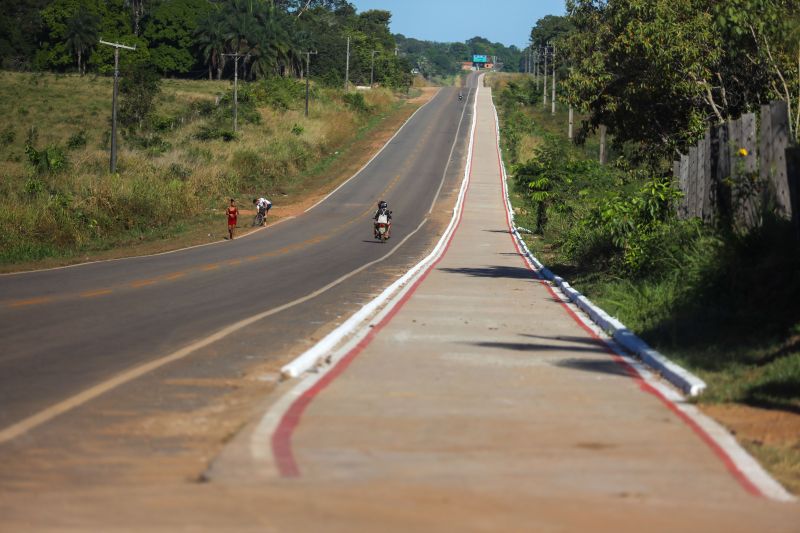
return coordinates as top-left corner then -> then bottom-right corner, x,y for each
304,50 -> 317,117
99,39 -> 136,174
534,47 -> 539,89
222,53 -> 244,132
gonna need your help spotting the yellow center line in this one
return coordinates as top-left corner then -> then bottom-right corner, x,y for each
130,279 -> 158,288
80,289 -> 114,298
9,296 -> 53,308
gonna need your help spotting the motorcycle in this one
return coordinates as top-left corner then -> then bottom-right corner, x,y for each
374,211 -> 392,242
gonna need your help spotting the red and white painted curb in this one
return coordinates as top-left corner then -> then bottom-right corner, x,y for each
250,78 -> 481,477
489,89 -> 795,503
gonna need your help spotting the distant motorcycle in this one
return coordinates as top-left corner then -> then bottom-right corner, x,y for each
458,93 -> 463,101
374,211 -> 392,242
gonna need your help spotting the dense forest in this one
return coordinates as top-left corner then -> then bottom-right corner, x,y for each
396,34 -> 525,78
0,0 -> 529,87
0,0 -> 418,88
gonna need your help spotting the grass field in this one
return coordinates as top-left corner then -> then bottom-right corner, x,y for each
0,71 -> 413,266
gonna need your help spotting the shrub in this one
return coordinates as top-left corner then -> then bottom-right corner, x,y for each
252,77 -> 307,110
0,125 -> 15,147
343,92 -> 370,113
66,130 -> 87,150
194,126 -> 236,142
291,123 -> 304,136
119,62 -> 162,131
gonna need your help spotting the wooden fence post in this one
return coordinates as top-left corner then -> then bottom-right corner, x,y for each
679,154 -> 689,219
713,123 -> 731,221
700,130 -> 713,221
688,146 -> 699,218
739,113 -> 758,229
763,101 -> 793,219
786,147 -> 800,237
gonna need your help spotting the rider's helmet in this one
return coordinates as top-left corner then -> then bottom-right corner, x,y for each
378,200 -> 388,209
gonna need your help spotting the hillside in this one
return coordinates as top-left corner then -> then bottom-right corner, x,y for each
0,71 -> 425,268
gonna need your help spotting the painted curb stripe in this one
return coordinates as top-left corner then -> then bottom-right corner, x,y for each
489,86 -> 795,503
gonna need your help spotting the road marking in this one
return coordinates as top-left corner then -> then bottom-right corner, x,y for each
9,297 -> 52,308
130,278 -> 157,288
80,289 -> 113,298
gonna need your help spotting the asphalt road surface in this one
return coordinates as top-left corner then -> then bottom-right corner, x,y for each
0,76 -> 477,435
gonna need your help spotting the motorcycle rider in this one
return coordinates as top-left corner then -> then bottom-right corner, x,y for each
373,200 -> 392,239
458,91 -> 463,101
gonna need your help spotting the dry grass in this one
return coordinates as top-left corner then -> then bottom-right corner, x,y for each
0,71 -> 408,265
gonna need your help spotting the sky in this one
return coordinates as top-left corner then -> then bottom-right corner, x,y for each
349,0 -> 566,48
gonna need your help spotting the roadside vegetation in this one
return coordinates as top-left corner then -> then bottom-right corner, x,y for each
0,70 -> 411,266
491,0 -> 800,492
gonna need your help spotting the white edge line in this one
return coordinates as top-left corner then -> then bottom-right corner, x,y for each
489,84 -> 796,503
304,88 -> 442,213
250,78 -> 481,474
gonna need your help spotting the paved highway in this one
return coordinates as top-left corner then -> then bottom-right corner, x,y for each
0,76 -> 477,435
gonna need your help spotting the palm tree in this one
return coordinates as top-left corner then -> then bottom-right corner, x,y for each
65,9 -> 100,76
195,12 -> 227,80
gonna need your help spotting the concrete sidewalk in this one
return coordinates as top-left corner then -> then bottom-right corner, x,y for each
266,84 -> 800,531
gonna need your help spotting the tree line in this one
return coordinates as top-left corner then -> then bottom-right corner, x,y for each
522,1 -> 799,160
0,0 -> 416,88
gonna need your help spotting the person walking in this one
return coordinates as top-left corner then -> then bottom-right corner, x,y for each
226,198 -> 239,240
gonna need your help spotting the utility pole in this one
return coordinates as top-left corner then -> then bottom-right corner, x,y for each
344,36 -> 350,91
534,46 -> 539,89
370,50 -> 379,87
99,39 -> 136,174
551,43 -> 556,115
222,53 -> 244,132
542,44 -> 548,107
304,50 -> 317,117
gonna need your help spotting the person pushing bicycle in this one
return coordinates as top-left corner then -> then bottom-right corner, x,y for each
252,197 -> 272,226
